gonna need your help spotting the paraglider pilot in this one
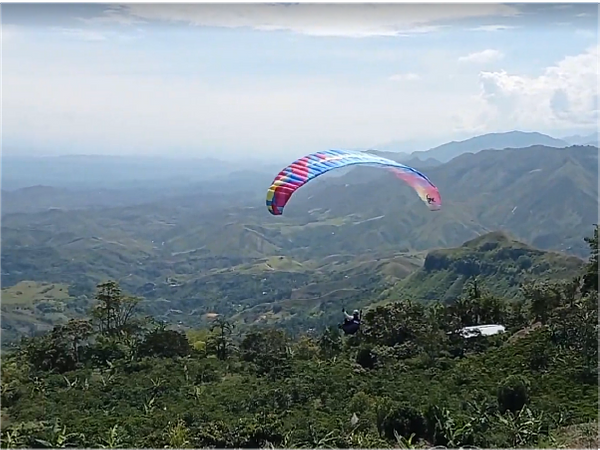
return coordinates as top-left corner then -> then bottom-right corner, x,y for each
340,308 -> 361,335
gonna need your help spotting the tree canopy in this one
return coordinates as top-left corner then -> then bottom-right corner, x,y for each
1,227 -> 597,449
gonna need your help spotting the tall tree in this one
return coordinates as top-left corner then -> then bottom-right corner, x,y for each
520,280 -> 562,325
207,317 -> 235,360
90,281 -> 142,338
549,289 -> 598,377
582,225 -> 598,294
59,319 -> 94,363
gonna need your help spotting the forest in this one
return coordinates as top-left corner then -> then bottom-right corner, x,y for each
1,227 -> 598,449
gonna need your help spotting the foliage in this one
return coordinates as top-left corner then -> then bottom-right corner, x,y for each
582,224 -> 598,294
391,231 -> 584,304
1,227 -> 597,448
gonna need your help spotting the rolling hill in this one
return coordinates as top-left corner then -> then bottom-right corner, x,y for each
0,228 -> 587,346
0,281 -> 91,345
1,143 -> 597,344
2,145 -> 596,291
0,249 -> 424,345
288,145 -> 597,256
385,231 -> 584,303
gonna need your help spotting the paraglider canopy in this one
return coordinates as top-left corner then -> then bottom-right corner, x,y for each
265,149 -> 441,216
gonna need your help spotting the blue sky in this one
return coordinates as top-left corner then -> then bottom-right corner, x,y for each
2,3 -> 598,160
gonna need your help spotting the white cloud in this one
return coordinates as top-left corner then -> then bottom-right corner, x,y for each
78,6 -> 144,26
52,27 -> 107,41
389,73 -> 420,82
576,29 -> 596,39
118,3 -> 518,37
458,49 -> 504,64
5,3 -> 593,159
469,24 -> 516,32
456,45 -> 599,131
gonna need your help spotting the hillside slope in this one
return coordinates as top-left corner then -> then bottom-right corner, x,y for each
1,145 -> 596,343
1,229 -> 586,345
291,145 -> 597,257
386,231 -> 584,303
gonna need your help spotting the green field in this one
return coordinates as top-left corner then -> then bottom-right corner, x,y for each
1,281 -> 86,345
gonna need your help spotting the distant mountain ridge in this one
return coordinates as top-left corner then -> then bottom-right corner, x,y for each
1,154 -> 285,191
372,130 -> 577,164
290,145 -> 597,257
3,145 -> 596,260
411,131 -> 570,163
561,132 -> 599,146
3,130 -> 591,192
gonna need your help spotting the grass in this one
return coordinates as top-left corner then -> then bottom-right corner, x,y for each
1,281 -> 71,305
0,281 -> 82,345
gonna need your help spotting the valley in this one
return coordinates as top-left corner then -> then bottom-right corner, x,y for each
2,141 -> 597,345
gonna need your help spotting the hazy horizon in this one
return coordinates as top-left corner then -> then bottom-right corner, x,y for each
3,3 -> 598,161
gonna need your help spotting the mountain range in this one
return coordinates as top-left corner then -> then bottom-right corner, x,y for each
1,130 -> 597,344
3,129 -> 597,192
561,131 -> 599,146
410,131 -> 570,163
286,144 -> 597,257
372,130 -> 594,164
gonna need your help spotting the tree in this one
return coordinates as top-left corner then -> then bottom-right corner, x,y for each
22,325 -> 82,374
317,326 -> 342,359
448,279 -> 506,328
379,403 -> 426,441
137,327 -> 192,359
207,317 -> 235,360
582,225 -> 598,294
58,319 -> 93,364
520,280 -> 562,325
355,346 -> 376,369
90,281 -> 142,338
497,375 -> 530,413
362,300 -> 430,348
240,328 -> 291,377
549,291 -> 598,378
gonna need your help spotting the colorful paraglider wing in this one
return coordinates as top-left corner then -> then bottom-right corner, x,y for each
390,168 -> 441,211
265,149 -> 441,215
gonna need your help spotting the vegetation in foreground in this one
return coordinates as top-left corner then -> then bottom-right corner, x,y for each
1,227 -> 597,448
1,230 -> 585,347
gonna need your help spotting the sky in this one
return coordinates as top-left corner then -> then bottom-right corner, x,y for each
2,3 -> 599,160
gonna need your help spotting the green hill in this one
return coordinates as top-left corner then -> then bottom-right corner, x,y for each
385,231 -> 584,303
290,145 -> 598,257
0,281 -> 90,345
0,225 -> 597,449
1,145 -> 597,343
1,230 -> 585,345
